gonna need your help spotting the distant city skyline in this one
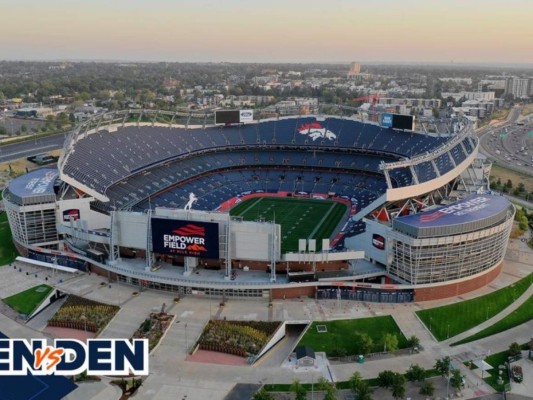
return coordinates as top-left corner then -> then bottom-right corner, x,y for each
1,0 -> 533,64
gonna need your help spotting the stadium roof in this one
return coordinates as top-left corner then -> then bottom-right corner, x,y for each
8,168 -> 58,198
393,194 -> 511,238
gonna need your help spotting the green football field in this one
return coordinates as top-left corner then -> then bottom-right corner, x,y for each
230,197 -> 348,253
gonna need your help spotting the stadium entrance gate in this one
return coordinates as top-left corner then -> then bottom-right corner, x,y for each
317,287 -> 414,303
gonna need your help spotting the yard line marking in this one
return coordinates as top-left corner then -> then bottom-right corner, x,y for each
237,197 -> 263,218
307,202 -> 337,240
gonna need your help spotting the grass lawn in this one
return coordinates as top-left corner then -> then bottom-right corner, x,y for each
416,273 -> 533,341
297,317 -> 408,357
490,164 -> 533,194
452,295 -> 533,346
0,213 -> 18,266
230,197 -> 347,252
3,284 -> 53,315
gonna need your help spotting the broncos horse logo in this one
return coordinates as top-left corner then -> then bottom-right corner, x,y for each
297,122 -> 336,141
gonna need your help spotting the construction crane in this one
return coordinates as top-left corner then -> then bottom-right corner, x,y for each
353,95 -> 381,120
353,95 -> 380,107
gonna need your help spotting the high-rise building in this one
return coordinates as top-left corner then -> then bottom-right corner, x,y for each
505,77 -> 531,99
347,62 -> 361,78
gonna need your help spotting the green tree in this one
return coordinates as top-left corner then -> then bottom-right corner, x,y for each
252,387 -> 274,400
355,382 -> 372,400
406,335 -> 420,350
517,182 -> 525,193
391,373 -> 406,400
419,380 -> 435,396
377,370 -> 395,389
20,124 -> 27,133
290,379 -> 306,400
509,342 -> 522,357
382,333 -> 399,353
506,179 -> 513,189
519,216 -> 528,231
354,332 -> 374,355
0,126 -> 7,136
450,369 -> 464,391
348,371 -> 363,393
317,377 -> 337,400
348,371 -> 372,400
435,356 -> 452,378
406,364 -> 426,382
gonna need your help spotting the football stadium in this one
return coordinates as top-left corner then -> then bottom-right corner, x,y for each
2,108 -> 515,302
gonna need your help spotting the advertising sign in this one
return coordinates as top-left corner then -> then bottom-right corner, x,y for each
62,209 -> 80,222
151,218 -> 219,258
239,109 -> 254,123
381,113 -> 393,128
372,234 -> 385,250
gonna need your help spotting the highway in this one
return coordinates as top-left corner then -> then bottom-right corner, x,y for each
478,106 -> 533,176
0,133 -> 67,163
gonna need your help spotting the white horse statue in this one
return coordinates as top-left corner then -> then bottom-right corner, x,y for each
184,192 -> 198,210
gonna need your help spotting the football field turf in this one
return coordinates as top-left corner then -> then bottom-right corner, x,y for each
230,197 -> 348,252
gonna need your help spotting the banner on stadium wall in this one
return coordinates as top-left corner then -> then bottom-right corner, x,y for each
381,113 -> 393,128
151,218 -> 219,258
62,209 -> 80,222
372,234 -> 385,250
239,110 -> 254,123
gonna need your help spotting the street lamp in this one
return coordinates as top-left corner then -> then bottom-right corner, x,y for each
80,314 -> 87,339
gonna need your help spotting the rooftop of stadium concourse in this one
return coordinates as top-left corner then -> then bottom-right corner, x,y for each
61,117 -> 451,196
110,257 -> 290,285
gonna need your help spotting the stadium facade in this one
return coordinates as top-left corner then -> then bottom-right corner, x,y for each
2,109 -> 514,302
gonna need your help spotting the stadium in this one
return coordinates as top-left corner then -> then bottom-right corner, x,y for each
2,107 -> 515,302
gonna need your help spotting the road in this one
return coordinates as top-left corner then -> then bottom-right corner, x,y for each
478,106 -> 533,176
0,133 -> 67,163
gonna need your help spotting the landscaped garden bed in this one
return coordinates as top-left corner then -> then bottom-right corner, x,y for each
47,295 -> 119,334
198,320 -> 280,357
132,312 -> 174,352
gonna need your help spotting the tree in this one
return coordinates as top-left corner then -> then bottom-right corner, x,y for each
0,126 -> 7,136
435,356 -> 452,378
356,382 -> 372,400
419,380 -> 435,396
382,333 -> 399,353
20,124 -> 27,133
252,387 -> 274,400
406,364 -> 426,383
354,332 -> 374,355
391,373 -> 406,400
509,342 -> 522,357
348,371 -> 363,393
348,371 -> 372,400
506,179 -> 513,189
290,379 -> 306,400
450,369 -> 464,391
406,335 -> 420,350
317,377 -> 337,400
377,370 -> 396,389
519,216 -> 528,231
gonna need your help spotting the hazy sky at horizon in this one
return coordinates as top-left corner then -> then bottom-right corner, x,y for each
1,0 -> 532,64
